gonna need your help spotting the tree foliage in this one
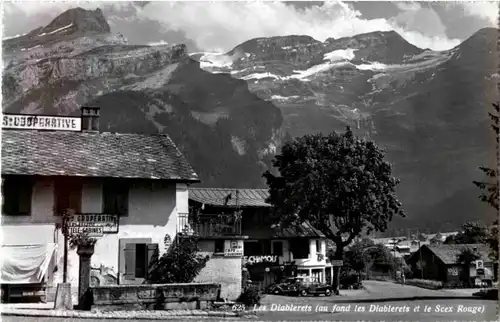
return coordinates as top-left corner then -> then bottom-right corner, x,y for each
473,103 -> 499,211
263,127 -> 405,250
343,238 -> 376,273
263,127 -> 405,291
471,103 -> 499,262
147,234 -> 210,284
444,221 -> 489,245
456,248 -> 481,287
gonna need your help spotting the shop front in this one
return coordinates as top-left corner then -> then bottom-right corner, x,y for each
243,255 -> 297,289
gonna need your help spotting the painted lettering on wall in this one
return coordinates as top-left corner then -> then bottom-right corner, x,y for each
243,255 -> 277,265
447,267 -> 458,276
2,114 -> 82,131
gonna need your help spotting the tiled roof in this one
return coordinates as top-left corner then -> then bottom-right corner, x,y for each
272,221 -> 325,238
425,244 -> 491,264
1,130 -> 199,181
189,187 -> 271,207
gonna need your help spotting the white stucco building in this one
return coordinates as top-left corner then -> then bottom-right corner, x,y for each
1,107 -> 199,300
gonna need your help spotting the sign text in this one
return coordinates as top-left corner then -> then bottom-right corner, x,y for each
2,114 -> 81,131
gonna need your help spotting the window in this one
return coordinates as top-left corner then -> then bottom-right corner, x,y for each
54,178 -> 82,215
244,241 -> 261,256
316,240 -> 322,253
272,241 -> 283,256
102,179 -> 129,216
135,244 -> 148,278
123,242 -> 158,281
214,240 -> 224,253
2,176 -> 33,215
289,239 -> 310,259
244,240 -> 271,256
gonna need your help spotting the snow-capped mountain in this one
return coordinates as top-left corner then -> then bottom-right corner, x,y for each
2,8 -> 498,232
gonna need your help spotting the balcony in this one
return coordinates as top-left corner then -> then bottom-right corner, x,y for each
177,213 -> 242,237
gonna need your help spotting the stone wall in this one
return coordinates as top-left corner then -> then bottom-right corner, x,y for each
194,240 -> 242,300
92,283 -> 221,311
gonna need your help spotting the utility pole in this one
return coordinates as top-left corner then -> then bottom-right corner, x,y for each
62,208 -> 75,283
63,211 -> 69,283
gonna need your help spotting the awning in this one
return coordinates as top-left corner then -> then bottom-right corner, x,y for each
1,243 -> 57,284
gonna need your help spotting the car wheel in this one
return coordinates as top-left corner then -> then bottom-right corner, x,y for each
300,289 -> 308,297
325,289 -> 332,296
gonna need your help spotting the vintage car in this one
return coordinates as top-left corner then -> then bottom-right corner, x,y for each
266,277 -> 297,295
268,276 -> 332,296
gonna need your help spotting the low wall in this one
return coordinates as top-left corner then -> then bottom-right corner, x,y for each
92,283 -> 221,311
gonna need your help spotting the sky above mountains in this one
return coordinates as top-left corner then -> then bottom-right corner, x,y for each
2,1 -> 497,52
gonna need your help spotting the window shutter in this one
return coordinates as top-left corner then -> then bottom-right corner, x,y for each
147,243 -> 159,271
124,243 -> 137,280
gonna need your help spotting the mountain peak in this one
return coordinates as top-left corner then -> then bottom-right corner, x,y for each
40,7 -> 110,36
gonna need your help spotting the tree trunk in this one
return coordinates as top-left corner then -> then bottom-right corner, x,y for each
332,247 -> 343,295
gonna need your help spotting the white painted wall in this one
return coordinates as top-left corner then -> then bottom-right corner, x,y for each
292,239 -> 327,267
1,177 -> 186,289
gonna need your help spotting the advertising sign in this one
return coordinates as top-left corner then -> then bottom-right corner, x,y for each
224,240 -> 243,257
2,114 -> 81,131
68,214 -> 119,236
243,255 -> 278,265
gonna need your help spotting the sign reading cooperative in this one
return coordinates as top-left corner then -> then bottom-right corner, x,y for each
68,214 -> 119,237
2,114 -> 81,131
243,255 -> 278,265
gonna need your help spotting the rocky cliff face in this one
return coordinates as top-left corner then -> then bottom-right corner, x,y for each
196,28 -> 498,233
3,8 -> 497,232
2,8 -> 283,189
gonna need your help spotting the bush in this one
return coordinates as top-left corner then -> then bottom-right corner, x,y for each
236,285 -> 264,307
405,279 -> 443,289
340,271 -> 362,289
147,234 -> 210,284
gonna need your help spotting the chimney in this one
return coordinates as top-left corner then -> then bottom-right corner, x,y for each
81,106 -> 100,131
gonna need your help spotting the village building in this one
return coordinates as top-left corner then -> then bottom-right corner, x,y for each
183,188 -> 333,293
1,107 -> 199,301
406,244 -> 497,287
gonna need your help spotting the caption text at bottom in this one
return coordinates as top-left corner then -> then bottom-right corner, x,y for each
250,304 -> 485,314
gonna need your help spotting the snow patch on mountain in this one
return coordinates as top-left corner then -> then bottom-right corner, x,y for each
289,61 -> 351,80
356,62 -> 388,71
2,33 -> 27,40
199,52 -> 234,69
39,23 -> 74,36
323,48 -> 356,61
148,40 -> 169,46
271,95 -> 300,100
242,72 -> 281,80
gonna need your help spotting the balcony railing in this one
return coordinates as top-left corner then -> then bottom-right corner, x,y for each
177,213 -> 242,237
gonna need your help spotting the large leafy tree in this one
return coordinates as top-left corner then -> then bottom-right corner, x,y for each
456,248 -> 481,287
444,221 -> 489,245
472,103 -> 499,261
263,127 -> 405,293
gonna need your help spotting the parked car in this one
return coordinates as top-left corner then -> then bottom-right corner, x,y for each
286,276 -> 333,296
473,289 -> 498,300
266,277 -> 299,295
